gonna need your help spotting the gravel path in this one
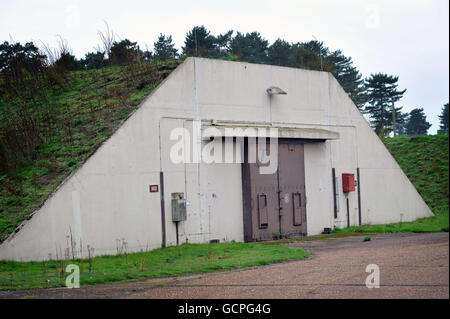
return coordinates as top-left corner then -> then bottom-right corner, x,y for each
1,232 -> 448,299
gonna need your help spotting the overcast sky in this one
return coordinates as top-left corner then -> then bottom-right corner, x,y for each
1,0 -> 448,133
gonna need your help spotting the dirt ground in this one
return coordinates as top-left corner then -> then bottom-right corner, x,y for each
0,232 -> 448,299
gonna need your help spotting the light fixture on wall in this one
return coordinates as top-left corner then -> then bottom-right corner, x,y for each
266,86 -> 287,96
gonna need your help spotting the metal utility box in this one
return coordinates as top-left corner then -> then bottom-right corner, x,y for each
171,192 -> 187,222
342,173 -> 355,193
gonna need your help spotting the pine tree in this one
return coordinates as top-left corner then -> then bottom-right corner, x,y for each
153,34 -> 178,60
54,52 -> 83,71
438,103 -> 449,134
0,41 -> 47,81
82,51 -> 106,69
268,38 -> 291,66
230,32 -> 269,64
394,108 -> 409,136
405,108 -> 432,135
109,39 -> 139,65
364,73 -> 406,136
182,26 -> 216,57
289,40 -> 332,71
328,50 -> 366,109
213,30 -> 233,58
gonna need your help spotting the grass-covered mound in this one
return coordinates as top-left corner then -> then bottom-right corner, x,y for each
0,60 -> 179,242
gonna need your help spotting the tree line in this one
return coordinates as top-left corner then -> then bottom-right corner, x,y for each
1,24 -> 448,137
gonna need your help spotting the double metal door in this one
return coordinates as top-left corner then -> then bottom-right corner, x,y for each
246,141 -> 307,241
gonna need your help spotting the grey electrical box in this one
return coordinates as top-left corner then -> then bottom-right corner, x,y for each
171,192 -> 187,222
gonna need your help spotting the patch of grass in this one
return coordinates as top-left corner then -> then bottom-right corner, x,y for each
0,60 -> 180,242
333,213 -> 449,234
363,236 -> 371,242
0,242 -> 309,290
335,135 -> 449,234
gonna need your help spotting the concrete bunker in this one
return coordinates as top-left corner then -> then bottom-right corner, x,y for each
0,58 -> 433,261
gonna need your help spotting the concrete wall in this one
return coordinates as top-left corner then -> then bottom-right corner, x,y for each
325,73 -> 433,226
191,58 -> 432,233
0,57 -> 433,261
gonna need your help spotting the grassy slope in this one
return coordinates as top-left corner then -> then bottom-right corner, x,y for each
0,242 -> 309,290
0,61 -> 179,242
334,134 -> 449,234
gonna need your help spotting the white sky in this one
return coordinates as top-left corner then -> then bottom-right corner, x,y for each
1,0 -> 449,133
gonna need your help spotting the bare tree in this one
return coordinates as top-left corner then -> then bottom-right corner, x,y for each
97,21 -> 115,59
56,35 -> 72,55
40,41 -> 58,66
40,35 -> 72,66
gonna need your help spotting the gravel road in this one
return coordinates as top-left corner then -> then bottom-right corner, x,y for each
1,232 -> 448,299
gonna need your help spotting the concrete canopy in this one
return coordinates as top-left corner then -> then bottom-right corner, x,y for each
0,57 -> 433,261
201,125 -> 340,140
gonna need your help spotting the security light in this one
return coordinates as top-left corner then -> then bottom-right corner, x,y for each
266,86 -> 287,96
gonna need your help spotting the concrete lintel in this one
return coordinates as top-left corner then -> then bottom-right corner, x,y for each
201,125 -> 340,140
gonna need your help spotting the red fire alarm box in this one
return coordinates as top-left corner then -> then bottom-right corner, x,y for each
342,173 -> 355,193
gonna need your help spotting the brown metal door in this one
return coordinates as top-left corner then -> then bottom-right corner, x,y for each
248,143 -> 280,241
278,143 -> 307,237
244,141 -> 307,241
